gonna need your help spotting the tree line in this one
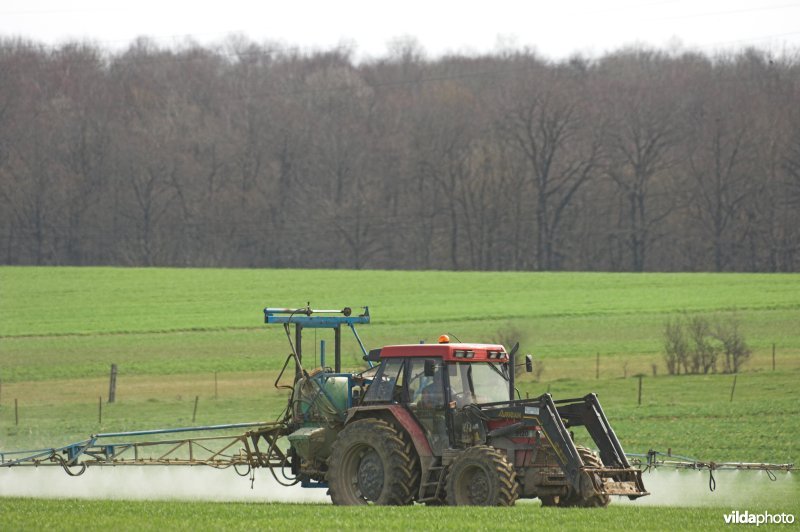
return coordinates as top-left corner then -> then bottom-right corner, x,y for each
1,38 -> 798,271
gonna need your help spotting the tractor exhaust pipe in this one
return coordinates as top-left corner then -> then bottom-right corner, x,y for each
508,342 -> 519,401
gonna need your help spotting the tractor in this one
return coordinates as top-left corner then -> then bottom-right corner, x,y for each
275,306 -> 648,506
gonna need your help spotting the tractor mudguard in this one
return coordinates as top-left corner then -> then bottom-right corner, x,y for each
345,404 -> 433,459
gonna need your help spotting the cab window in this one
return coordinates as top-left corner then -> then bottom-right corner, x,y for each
407,358 -> 444,406
363,359 -> 404,403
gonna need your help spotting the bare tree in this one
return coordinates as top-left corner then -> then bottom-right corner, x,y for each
606,99 -> 680,269
663,317 -> 688,375
501,81 -> 600,270
712,315 -> 751,373
686,315 -> 718,374
685,101 -> 756,271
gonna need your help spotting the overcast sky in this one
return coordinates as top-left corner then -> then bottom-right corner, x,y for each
1,0 -> 799,60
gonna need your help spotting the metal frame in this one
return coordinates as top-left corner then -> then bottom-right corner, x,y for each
627,449 -> 794,472
264,305 -> 370,374
0,422 -> 289,476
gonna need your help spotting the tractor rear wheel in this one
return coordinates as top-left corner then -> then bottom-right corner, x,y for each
327,419 -> 419,505
557,445 -> 611,508
445,445 -> 519,506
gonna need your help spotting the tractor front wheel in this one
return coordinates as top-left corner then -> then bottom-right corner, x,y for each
445,445 -> 519,506
327,419 -> 419,505
557,445 -> 611,508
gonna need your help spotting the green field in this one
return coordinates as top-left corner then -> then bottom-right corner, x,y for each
2,499 -> 786,531
2,267 -> 798,381
1,267 -> 799,528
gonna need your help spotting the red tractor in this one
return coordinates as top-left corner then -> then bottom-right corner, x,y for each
275,307 -> 648,506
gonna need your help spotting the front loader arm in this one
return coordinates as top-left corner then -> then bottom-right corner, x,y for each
534,394 -> 584,488
551,393 -> 648,498
555,393 -> 632,469
480,393 -> 648,500
479,394 -> 589,494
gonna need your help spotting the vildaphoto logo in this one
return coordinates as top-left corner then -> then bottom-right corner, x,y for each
724,511 -> 795,526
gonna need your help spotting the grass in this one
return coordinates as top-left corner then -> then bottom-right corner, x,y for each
2,498 -> 794,531
1,267 -> 799,528
1,267 -> 798,383
2,267 -> 798,336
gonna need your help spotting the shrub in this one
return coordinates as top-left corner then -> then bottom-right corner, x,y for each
686,315 -> 718,374
713,315 -> 752,373
663,317 -> 688,375
663,313 -> 748,375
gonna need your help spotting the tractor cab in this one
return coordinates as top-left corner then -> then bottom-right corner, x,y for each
361,337 -> 518,454
363,340 -> 513,402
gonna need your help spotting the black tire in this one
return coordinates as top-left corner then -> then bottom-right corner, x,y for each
445,445 -> 519,506
327,419 -> 419,505
557,445 -> 611,508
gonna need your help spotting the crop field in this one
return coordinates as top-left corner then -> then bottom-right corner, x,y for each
1,267 -> 799,529
0,498 -> 768,531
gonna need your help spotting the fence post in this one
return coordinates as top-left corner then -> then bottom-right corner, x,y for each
192,396 -> 199,423
772,344 -> 776,371
15,398 -> 18,425
730,374 -> 738,402
637,375 -> 643,406
596,353 -> 600,380
108,364 -> 118,404
214,372 -> 218,400
98,396 -> 102,424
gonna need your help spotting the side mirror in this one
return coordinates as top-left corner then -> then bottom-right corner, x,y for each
424,359 -> 436,377
525,354 -> 533,373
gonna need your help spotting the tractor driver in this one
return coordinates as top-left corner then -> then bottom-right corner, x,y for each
418,366 -> 445,409
413,361 -> 448,454
419,364 -> 472,409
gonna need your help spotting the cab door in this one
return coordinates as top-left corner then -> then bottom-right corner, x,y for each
406,357 -> 450,454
